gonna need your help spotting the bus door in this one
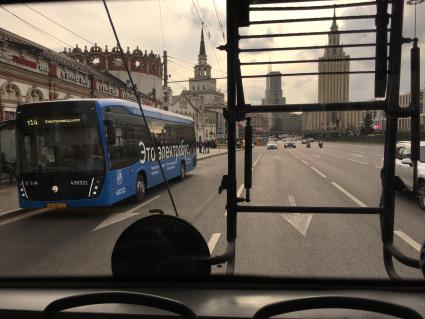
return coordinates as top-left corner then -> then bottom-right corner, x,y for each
104,112 -> 134,200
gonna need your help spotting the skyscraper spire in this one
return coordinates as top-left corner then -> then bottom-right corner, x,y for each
331,6 -> 338,31
199,24 -> 206,56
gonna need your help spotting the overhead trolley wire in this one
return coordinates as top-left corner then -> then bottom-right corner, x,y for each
102,0 -> 179,217
23,4 -> 94,45
157,0 -> 165,50
212,0 -> 225,41
190,0 -> 224,72
0,5 -> 72,48
168,55 -> 227,74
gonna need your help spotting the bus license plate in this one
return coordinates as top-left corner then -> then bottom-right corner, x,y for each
47,203 -> 67,208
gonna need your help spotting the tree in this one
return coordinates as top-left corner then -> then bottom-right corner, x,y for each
362,111 -> 374,135
269,126 -> 279,136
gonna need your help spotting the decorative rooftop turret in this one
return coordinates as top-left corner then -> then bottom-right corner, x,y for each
66,44 -> 163,78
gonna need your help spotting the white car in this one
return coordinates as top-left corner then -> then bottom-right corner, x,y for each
385,141 -> 425,210
266,142 -> 278,150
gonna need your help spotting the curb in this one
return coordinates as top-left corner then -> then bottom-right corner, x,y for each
0,207 -> 24,222
198,149 -> 242,161
198,151 -> 228,161
0,184 -> 17,190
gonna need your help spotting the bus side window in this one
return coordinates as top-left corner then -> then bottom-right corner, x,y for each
107,112 -> 150,170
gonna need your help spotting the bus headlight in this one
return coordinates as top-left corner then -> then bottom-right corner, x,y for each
89,177 -> 103,198
19,181 -> 28,199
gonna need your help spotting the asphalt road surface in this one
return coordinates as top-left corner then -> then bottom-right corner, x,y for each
0,141 -> 424,280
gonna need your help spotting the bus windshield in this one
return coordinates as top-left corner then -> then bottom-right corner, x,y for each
16,102 -> 105,174
18,125 -> 104,173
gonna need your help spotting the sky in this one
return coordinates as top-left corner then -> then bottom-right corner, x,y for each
0,0 -> 424,105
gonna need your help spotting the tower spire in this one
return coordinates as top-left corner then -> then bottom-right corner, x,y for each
199,24 -> 206,56
331,6 -> 338,31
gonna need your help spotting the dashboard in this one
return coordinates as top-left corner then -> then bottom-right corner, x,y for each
0,278 -> 424,318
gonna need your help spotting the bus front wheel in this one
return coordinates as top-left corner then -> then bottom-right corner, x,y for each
135,174 -> 146,202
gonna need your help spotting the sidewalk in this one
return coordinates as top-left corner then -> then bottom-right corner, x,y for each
0,185 -> 19,217
198,147 -> 228,160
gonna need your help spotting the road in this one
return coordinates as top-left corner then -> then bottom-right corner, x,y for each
0,141 -> 424,279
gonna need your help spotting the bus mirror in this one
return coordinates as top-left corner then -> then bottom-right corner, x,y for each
105,119 -> 116,145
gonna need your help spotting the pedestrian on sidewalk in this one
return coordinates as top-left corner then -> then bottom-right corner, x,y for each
207,140 -> 210,154
198,140 -> 202,154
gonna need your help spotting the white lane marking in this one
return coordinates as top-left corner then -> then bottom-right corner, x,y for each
329,153 -> 344,159
331,182 -> 368,207
237,184 -> 245,197
225,184 -> 245,216
207,232 -> 221,253
288,151 -> 300,160
317,150 -> 344,159
281,195 -> 312,236
0,208 -> 50,227
311,166 -> 327,178
375,165 -> 383,169
125,195 -> 161,215
370,153 -> 384,157
394,230 -> 421,252
347,158 -> 368,165
253,153 -> 263,167
93,195 -> 160,231
313,155 -> 320,158
351,153 -> 363,158
300,159 -> 310,166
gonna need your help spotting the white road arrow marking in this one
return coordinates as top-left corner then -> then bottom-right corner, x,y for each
208,233 -> 222,253
281,195 -> 312,236
93,195 -> 160,231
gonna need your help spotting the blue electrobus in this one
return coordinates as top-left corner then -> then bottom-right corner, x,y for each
14,99 -> 197,208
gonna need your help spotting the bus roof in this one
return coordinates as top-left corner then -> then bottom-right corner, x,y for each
95,99 -> 194,124
19,98 -> 194,125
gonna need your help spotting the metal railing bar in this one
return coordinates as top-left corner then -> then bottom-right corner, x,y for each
240,29 -> 382,39
241,57 -> 376,65
242,71 -> 375,79
246,101 -> 386,113
251,0 -> 367,4
237,205 -> 382,214
385,244 -> 421,269
250,15 -> 378,25
240,43 -> 380,53
250,1 -> 377,11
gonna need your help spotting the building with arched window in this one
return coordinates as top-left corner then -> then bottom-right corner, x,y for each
0,27 -> 162,121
